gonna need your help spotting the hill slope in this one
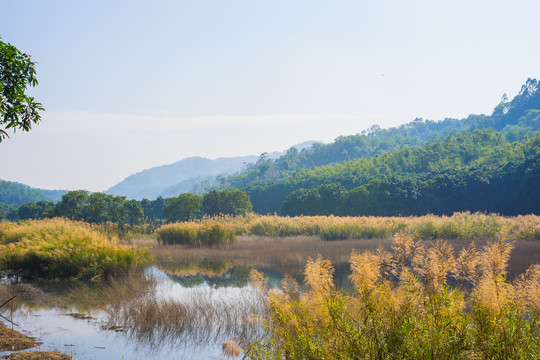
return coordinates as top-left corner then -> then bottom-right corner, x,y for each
208,78 -> 540,215
106,140 -> 317,200
0,179 -> 67,205
105,156 -> 259,200
212,78 -> 539,193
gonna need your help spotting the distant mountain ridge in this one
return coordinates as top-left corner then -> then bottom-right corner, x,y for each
105,140 -> 317,200
105,156 -> 258,200
0,179 -> 67,205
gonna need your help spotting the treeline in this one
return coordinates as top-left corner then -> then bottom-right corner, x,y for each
0,189 -> 253,225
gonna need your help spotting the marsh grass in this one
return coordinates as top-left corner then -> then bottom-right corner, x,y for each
245,233 -> 540,359
157,221 -> 236,246
152,236 -> 391,287
0,218 -> 150,279
160,213 -> 540,241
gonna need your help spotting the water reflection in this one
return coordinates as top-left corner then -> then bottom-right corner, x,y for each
166,265 -> 251,288
0,268 -> 265,360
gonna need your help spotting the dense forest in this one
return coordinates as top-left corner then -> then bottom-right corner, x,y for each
1,79 -> 539,222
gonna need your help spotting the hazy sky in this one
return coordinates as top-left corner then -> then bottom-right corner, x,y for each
1,0 -> 539,191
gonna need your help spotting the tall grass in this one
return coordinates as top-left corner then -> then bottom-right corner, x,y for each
0,218 -> 150,279
159,212 -> 540,241
156,220 -> 236,246
245,233 -> 540,359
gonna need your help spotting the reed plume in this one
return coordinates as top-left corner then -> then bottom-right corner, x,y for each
512,264 -> 540,314
453,241 -> 479,286
222,341 -> 243,357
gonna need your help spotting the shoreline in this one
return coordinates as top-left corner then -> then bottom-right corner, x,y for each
0,322 -> 70,360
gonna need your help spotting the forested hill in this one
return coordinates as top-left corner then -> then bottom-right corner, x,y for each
209,78 -> 540,216
0,179 -> 67,205
213,78 -> 539,191
248,130 -> 539,215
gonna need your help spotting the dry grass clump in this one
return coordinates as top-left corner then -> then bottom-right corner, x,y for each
245,233 -> 540,359
0,322 -> 39,351
3,350 -> 71,360
0,218 -> 150,279
513,264 -> 540,314
222,340 -> 243,357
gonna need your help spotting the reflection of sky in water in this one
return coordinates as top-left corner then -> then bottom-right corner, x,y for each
0,267 -> 260,360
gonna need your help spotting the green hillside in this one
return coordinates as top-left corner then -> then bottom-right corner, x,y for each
211,79 -> 540,215
214,79 -> 539,193
0,179 -> 67,206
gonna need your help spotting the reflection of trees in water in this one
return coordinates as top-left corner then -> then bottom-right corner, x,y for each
170,266 -> 251,288
0,274 -> 155,312
164,261 -> 356,290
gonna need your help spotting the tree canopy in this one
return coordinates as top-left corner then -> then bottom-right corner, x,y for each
164,193 -> 203,222
0,37 -> 44,141
203,189 -> 253,217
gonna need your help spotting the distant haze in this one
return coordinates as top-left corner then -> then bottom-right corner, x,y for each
0,1 -> 539,191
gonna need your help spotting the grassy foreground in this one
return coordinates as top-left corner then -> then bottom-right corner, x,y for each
0,218 -> 150,279
156,212 -> 540,244
244,233 -> 540,359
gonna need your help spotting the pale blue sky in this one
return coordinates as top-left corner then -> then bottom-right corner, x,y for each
1,0 -> 539,191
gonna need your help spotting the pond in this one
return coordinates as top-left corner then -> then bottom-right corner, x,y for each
0,267 -> 266,360
1,235 -> 538,359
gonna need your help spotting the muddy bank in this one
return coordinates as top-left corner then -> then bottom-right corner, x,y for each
0,322 -> 70,360
0,323 -> 38,352
3,351 -> 70,360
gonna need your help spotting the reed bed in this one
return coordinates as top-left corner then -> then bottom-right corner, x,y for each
0,218 -> 150,279
245,233 -> 540,359
156,213 -> 540,243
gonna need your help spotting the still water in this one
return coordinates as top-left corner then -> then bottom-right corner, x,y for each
0,267 -> 265,360
2,236 -> 537,359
